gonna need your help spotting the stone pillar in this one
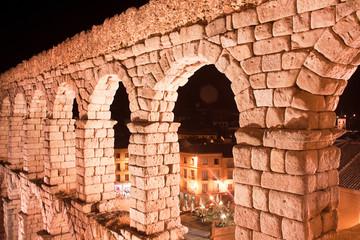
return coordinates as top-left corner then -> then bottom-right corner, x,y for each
0,198 -> 5,240
75,119 -> 116,203
3,198 -> 21,240
23,118 -> 45,180
44,119 -> 76,193
0,116 -> 9,162
127,122 -> 187,239
233,125 -> 341,239
8,116 -> 24,170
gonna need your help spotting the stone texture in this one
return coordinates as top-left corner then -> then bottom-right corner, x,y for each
232,9 -> 259,29
304,50 -> 357,80
315,28 -> 360,65
333,12 -> 360,48
311,7 -> 336,29
0,1 -> 354,239
273,17 -> 293,36
291,29 -> 325,49
297,0 -> 338,13
260,212 -> 282,238
257,0 -> 297,23
234,205 -> 260,231
267,69 -> 299,88
253,36 -> 290,55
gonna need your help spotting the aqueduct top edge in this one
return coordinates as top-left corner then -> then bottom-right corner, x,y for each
0,0 -> 265,86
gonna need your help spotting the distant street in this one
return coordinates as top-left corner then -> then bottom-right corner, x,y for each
181,212 -> 211,240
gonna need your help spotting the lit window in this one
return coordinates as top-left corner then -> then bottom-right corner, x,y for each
116,174 -> 120,182
227,184 -> 233,190
214,158 -> 219,165
202,159 -> 208,165
125,153 -> 129,158
191,158 -> 195,165
228,170 -> 233,179
125,174 -> 129,181
202,171 -> 208,181
184,157 -> 187,164
116,163 -> 121,171
183,169 -> 187,178
191,170 -> 195,180
202,183 -> 208,193
116,153 -> 120,158
125,163 -> 129,170
213,170 -> 219,180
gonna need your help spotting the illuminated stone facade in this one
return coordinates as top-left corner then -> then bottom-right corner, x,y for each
0,0 -> 359,239
179,144 -> 234,210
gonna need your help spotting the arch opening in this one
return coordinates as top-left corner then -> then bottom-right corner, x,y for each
173,64 -> 238,238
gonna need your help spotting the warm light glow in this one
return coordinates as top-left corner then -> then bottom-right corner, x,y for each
193,156 -> 198,166
221,214 -> 226,219
191,182 -> 198,191
201,205 -> 205,209
219,201 -> 223,205
210,196 -> 214,200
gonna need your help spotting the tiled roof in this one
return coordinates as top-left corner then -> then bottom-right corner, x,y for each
337,141 -> 360,171
338,140 -> 360,190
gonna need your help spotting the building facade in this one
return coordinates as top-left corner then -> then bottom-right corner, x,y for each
114,148 -> 130,198
179,143 -> 234,211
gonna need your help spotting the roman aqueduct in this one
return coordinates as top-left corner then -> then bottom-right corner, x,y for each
0,0 -> 359,239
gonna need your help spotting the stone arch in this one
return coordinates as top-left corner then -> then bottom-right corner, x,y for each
3,171 -> 21,239
23,90 -> 47,180
75,62 -> 131,203
8,93 -> 27,170
18,181 -> 44,240
44,82 -> 77,193
0,97 -> 10,162
46,209 -> 72,239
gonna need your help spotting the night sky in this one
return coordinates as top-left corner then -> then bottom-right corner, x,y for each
0,1 -> 359,118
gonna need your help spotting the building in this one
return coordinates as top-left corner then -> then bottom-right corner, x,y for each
179,141 -> 234,211
114,148 -> 131,198
337,139 -> 360,230
337,117 -> 347,130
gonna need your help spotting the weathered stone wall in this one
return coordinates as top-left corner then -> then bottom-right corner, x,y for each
0,0 -> 359,239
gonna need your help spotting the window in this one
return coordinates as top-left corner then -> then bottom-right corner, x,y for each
183,180 -> 187,190
184,157 -> 187,164
125,163 -> 129,170
228,184 -> 233,190
191,158 -> 195,165
228,170 -> 233,179
202,183 -> 208,193
190,170 -> 195,180
202,171 -> 208,181
214,158 -> 219,165
227,159 -> 234,168
213,170 -> 219,180
213,183 -> 219,192
116,163 -> 121,171
116,174 -> 120,181
125,153 -> 129,158
183,169 -> 187,178
202,159 -> 208,165
116,153 -> 120,158
125,174 -> 129,181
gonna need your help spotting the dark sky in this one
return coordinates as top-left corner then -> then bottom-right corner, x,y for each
0,0 -> 149,73
0,1 -> 358,117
